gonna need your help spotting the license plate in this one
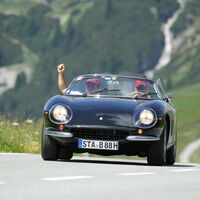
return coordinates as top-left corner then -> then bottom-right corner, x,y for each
78,139 -> 119,150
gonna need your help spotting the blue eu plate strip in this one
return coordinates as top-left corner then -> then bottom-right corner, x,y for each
78,139 -> 83,148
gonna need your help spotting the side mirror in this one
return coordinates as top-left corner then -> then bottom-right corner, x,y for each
164,94 -> 172,102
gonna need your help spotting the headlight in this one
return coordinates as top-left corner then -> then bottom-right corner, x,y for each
139,109 -> 155,125
50,105 -> 72,123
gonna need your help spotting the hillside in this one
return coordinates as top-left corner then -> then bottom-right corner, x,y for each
0,0 -> 179,117
154,0 -> 200,90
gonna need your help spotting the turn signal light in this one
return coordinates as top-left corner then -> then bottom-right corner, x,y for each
138,129 -> 143,135
59,125 -> 65,130
44,111 -> 48,115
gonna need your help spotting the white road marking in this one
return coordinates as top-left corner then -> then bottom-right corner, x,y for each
170,169 -> 199,172
0,152 -> 31,156
41,176 -> 93,181
117,172 -> 156,176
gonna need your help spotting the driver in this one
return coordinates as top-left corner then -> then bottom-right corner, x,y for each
86,79 -> 100,93
135,80 -> 148,94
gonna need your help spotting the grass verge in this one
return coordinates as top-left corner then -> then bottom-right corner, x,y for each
0,116 -> 42,154
170,83 -> 200,162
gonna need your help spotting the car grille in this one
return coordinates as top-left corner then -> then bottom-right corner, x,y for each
71,128 -> 130,140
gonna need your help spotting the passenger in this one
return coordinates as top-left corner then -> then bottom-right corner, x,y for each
57,64 -> 67,94
134,80 -> 148,94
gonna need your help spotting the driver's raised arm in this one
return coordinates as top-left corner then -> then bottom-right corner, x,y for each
57,64 -> 67,94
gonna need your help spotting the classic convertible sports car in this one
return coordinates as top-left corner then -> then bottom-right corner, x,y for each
41,74 -> 177,165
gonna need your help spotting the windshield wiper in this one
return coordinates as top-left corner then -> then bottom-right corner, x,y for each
82,88 -> 120,97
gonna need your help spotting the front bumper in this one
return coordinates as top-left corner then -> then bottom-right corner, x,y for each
45,130 -> 73,138
43,126 -> 163,156
45,130 -> 160,141
126,135 -> 160,141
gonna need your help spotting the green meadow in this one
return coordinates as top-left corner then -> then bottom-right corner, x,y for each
0,117 -> 42,154
171,83 -> 200,162
172,83 -> 200,141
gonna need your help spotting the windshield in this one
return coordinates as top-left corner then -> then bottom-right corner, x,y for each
65,75 -> 157,98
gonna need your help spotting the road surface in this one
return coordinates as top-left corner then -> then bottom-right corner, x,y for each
0,153 -> 199,200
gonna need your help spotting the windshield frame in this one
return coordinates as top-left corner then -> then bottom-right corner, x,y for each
64,74 -> 160,99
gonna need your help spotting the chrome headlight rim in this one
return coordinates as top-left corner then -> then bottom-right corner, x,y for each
138,108 -> 157,127
49,104 -> 73,124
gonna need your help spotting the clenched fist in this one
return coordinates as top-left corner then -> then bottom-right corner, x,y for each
57,64 -> 66,73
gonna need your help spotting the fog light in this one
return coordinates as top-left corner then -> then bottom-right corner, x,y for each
59,125 -> 65,130
138,129 -> 143,135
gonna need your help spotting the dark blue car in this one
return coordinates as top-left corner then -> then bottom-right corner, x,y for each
42,74 -> 177,166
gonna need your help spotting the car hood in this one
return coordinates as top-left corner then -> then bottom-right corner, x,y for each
45,95 -> 149,128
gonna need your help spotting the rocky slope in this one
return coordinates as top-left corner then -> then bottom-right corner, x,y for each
154,0 -> 200,90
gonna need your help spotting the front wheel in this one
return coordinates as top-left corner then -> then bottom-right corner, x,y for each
147,122 -> 167,166
166,143 -> 176,165
41,127 -> 58,161
58,146 -> 73,160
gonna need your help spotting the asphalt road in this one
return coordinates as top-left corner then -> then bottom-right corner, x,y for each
0,153 -> 200,200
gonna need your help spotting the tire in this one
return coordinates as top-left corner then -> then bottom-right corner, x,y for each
147,121 -> 167,166
58,146 -> 73,160
166,143 -> 176,165
41,126 -> 58,161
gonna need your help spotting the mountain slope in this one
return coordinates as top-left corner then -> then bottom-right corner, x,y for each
0,0 -> 179,117
154,0 -> 200,89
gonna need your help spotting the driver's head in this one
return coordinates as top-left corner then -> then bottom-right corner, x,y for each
135,80 -> 148,93
86,79 -> 100,92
